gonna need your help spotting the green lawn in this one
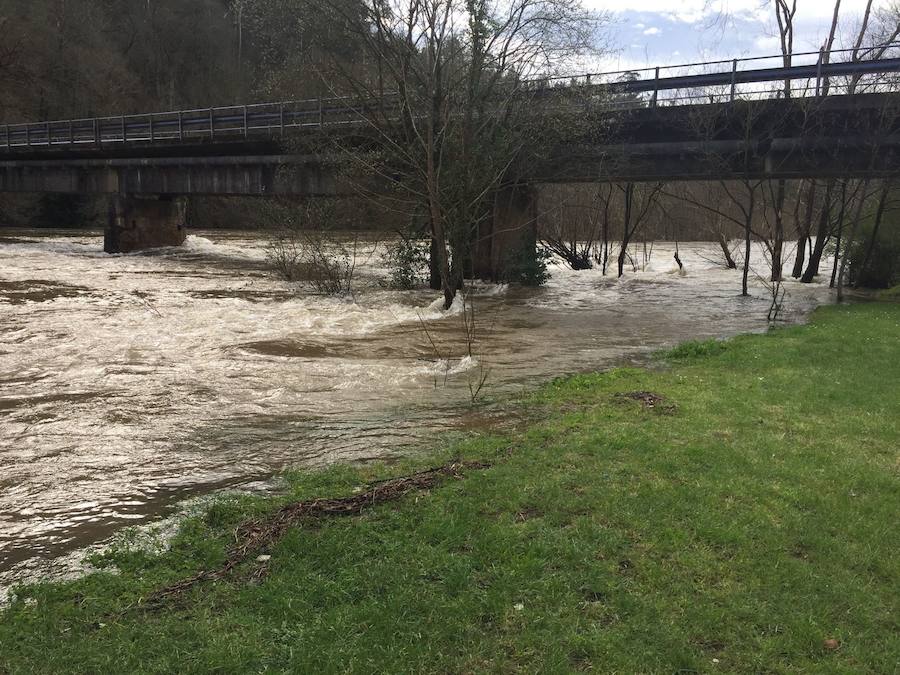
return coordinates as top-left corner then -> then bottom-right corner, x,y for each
1,303 -> 898,674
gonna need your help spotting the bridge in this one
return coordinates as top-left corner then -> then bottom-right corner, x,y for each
1,47 -> 899,259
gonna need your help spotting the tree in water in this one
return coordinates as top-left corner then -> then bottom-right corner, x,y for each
616,182 -> 663,278
310,0 -> 610,308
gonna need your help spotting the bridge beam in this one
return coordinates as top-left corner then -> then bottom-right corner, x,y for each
104,194 -> 187,253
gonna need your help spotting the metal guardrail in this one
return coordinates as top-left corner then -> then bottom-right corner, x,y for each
2,46 -> 899,151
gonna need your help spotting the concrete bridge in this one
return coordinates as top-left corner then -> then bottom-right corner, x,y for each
2,48 -> 900,261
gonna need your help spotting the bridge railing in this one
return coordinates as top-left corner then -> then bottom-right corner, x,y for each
0,95 -> 409,150
532,45 -> 900,104
2,46 -> 900,151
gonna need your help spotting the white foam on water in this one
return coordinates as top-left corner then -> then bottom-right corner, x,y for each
0,229 -> 837,593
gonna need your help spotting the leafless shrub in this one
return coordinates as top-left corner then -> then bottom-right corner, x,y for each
266,232 -> 305,282
264,200 -> 361,297
302,232 -> 360,297
417,295 -> 494,403
461,296 -> 492,403
755,243 -> 793,322
540,186 -> 612,271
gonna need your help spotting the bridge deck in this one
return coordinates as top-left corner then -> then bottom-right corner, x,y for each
1,49 -> 899,191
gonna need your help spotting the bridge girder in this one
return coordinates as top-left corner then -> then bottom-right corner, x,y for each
1,93 -> 900,194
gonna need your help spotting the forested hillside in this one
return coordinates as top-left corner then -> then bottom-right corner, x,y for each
0,0 -> 370,228
0,0 -> 362,122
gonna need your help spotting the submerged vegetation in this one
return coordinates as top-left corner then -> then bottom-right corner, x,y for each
1,303 -> 897,673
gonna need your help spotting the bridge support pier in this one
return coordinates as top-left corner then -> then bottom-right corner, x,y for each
104,194 -> 187,254
472,185 -> 537,282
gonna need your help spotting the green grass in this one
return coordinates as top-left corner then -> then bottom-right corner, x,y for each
878,284 -> 900,301
1,303 -> 898,674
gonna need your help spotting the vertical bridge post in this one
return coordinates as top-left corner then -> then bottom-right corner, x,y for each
815,48 -> 824,97
730,59 -> 738,102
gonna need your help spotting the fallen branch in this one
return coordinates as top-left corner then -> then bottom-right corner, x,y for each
142,460 -> 490,607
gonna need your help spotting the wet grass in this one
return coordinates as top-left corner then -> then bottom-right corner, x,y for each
1,303 -> 898,673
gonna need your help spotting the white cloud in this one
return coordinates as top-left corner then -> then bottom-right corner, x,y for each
589,0 -> 874,25
754,35 -> 781,51
587,0 -> 885,74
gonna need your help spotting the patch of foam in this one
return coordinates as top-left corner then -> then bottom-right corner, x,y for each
415,354 -> 480,378
424,292 -> 467,316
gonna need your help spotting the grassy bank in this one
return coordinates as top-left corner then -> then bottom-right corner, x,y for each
2,304 -> 898,673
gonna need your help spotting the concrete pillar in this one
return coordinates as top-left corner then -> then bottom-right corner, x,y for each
471,184 -> 537,282
104,194 -> 187,254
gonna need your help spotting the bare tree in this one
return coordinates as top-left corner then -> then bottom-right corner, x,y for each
774,0 -> 797,98
540,184 -> 611,270
311,0 -> 608,308
820,0 -> 841,96
769,0 -> 797,280
791,179 -> 815,278
836,178 -> 870,300
800,179 -> 835,283
613,182 -> 663,278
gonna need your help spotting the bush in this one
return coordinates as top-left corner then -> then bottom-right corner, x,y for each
847,215 -> 900,289
302,234 -> 358,296
263,200 -> 358,296
381,231 -> 429,290
501,243 -> 551,286
266,235 -> 306,281
876,285 -> 900,302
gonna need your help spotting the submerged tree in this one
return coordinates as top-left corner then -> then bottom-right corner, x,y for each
615,182 -> 664,278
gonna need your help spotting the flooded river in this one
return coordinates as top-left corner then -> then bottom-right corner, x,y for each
0,229 -> 835,589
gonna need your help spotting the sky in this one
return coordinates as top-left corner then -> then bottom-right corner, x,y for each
590,0 -> 886,72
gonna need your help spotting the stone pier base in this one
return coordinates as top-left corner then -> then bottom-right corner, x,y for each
104,194 -> 187,253
471,185 -> 537,282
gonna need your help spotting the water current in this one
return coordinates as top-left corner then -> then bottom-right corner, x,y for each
0,229 -> 836,591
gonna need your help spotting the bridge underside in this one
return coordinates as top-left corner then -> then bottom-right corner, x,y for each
0,155 -> 343,196
540,138 -> 900,183
1,141 -> 899,198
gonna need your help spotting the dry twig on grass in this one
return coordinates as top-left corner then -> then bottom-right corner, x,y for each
142,460 -> 490,608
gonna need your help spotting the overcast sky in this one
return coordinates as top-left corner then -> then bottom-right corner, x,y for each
591,0 -> 885,72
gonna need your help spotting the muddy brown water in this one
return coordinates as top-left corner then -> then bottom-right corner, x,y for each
0,229 -> 836,590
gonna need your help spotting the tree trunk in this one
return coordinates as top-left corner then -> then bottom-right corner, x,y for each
617,183 -> 635,278
792,179 -> 817,278
801,180 -> 834,283
858,180 -> 889,283
740,189 -> 756,296
772,178 -> 786,281
428,209 -> 455,309
829,181 -> 849,288
742,217 -> 751,296
601,200 -> 610,275
718,232 -> 737,269
617,244 -> 628,278
425,157 -> 455,308
838,178 -> 870,301
429,236 -> 442,290
830,226 -> 842,288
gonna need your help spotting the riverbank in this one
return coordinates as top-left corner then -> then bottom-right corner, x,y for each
2,302 -> 898,673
